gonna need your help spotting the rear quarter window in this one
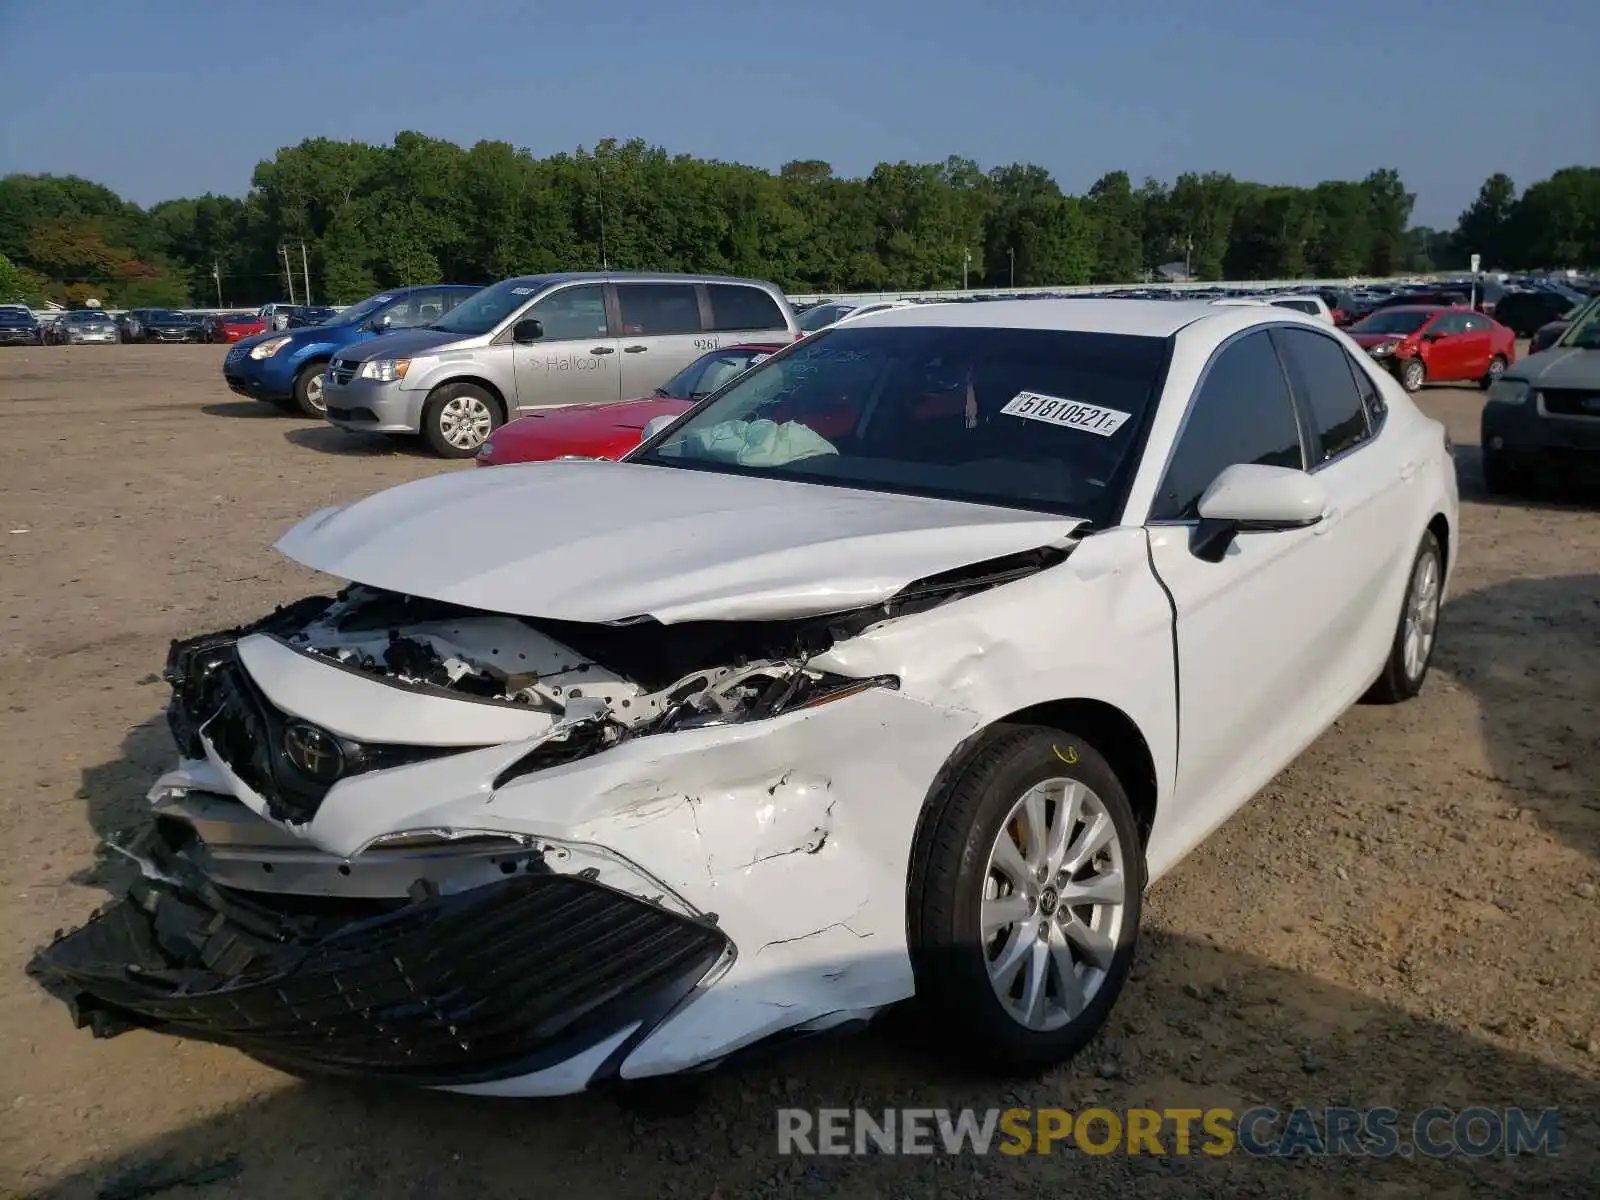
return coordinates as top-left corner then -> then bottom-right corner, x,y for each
707,284 -> 788,333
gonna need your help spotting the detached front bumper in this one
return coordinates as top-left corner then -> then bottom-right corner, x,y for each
29,819 -> 730,1089
325,376 -> 424,433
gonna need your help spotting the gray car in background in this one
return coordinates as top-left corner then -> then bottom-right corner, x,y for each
50,310 -> 121,345
324,272 -> 799,457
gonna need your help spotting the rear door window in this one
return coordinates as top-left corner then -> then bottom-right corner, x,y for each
1273,327 -> 1371,463
617,283 -> 702,336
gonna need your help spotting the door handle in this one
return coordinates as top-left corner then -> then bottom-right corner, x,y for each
623,345 -> 648,353
1400,459 -> 1417,481
1313,506 -> 1342,535
590,346 -> 615,355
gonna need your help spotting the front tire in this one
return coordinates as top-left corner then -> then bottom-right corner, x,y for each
909,725 -> 1142,1075
1397,357 -> 1425,393
292,361 -> 329,417
1481,447 -> 1519,495
1364,529 -> 1443,704
422,382 -> 501,458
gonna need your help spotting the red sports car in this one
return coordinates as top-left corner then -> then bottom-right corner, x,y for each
476,343 -> 787,466
1346,305 -> 1517,392
220,312 -> 268,343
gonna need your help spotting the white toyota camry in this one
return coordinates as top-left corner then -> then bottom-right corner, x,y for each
33,299 -> 1458,1095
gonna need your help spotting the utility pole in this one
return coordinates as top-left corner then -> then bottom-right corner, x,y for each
213,259 -> 223,307
1009,247 -> 1015,289
962,246 -> 971,291
593,150 -> 609,271
1184,234 -> 1193,282
280,244 -> 297,305
300,241 -> 313,306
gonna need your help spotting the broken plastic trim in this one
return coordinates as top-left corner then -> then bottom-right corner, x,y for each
28,869 -> 732,1087
491,673 -> 900,789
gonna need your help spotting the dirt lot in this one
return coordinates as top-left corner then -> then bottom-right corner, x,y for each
1,344 -> 1596,1199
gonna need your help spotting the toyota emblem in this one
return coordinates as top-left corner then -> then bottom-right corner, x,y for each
283,720 -> 345,782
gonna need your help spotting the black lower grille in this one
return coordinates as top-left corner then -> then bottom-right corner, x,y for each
326,405 -> 378,422
1541,389 -> 1600,418
30,873 -> 729,1086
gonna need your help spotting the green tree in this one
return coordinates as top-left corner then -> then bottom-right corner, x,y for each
1453,173 -> 1516,269
1083,171 -> 1143,283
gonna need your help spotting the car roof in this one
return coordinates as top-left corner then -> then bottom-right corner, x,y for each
838,298 -> 1249,338
497,271 -> 782,289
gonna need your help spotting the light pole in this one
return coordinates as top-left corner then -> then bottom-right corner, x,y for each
962,246 -> 971,291
1009,247 -> 1015,289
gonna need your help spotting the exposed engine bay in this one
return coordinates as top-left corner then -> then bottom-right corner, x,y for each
279,584 -> 866,733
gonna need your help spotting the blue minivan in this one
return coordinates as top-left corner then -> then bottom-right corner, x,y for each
222,285 -> 482,415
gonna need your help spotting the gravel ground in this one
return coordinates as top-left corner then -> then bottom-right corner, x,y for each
1,345 -> 1596,1199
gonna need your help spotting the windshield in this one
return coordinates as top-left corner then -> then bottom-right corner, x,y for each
631,324 -> 1171,526
1351,310 -> 1431,335
0,307 -> 30,320
795,303 -> 854,332
1556,296 -> 1600,349
428,279 -> 529,337
68,310 -> 110,323
658,347 -> 773,399
330,292 -> 394,327
223,312 -> 258,324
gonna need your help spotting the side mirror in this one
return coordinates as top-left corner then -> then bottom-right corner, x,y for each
1190,464 -> 1328,563
639,413 -> 677,442
512,318 -> 544,345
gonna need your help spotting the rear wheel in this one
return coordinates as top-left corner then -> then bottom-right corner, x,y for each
1480,355 -> 1507,390
1397,357 -> 1425,392
909,725 -> 1142,1075
1364,530 -> 1443,704
292,361 -> 329,417
422,382 -> 501,458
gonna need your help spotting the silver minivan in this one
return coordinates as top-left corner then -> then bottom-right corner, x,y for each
323,272 -> 799,457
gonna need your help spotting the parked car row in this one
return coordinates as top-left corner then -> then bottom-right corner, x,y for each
222,272 -> 801,455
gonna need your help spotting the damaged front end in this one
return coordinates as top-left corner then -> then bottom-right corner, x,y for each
30,543 -> 1071,1090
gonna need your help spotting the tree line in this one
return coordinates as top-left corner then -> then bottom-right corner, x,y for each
0,133 -> 1595,308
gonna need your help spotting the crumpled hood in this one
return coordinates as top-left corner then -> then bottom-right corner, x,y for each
1509,346 -> 1600,387
333,327 -> 462,363
275,459 -> 1086,624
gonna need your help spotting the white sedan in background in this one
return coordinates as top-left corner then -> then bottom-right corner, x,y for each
33,299 -> 1457,1095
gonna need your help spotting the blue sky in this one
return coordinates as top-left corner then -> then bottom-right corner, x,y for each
1,0 -> 1595,227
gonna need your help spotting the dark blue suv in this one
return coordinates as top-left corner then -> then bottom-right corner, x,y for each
222,285 -> 481,415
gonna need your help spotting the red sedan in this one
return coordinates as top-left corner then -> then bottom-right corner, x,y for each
220,312 -> 267,343
476,343 -> 786,466
1346,305 -> 1516,392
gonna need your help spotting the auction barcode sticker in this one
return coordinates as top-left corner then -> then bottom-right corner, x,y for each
1001,391 -> 1131,437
